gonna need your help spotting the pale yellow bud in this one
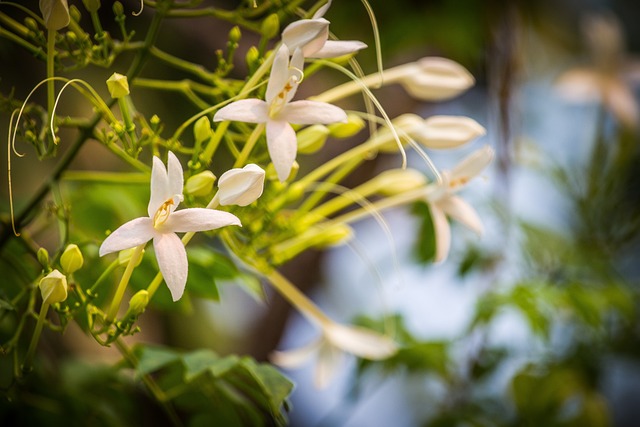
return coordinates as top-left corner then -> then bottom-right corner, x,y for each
106,72 -> 130,99
125,290 -> 149,318
60,244 -> 84,274
397,57 -> 474,101
261,13 -> 280,39
39,269 -> 68,305
185,171 -> 216,197
218,164 -> 265,206
374,169 -> 428,196
314,224 -> 353,248
40,0 -> 70,30
37,248 -> 50,269
328,114 -> 365,138
297,125 -> 329,154
193,116 -> 212,146
82,0 -> 101,12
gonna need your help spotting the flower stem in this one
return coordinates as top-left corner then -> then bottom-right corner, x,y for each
106,244 -> 145,323
233,123 -> 265,168
22,301 -> 50,373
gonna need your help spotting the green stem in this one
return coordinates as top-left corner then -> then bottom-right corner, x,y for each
233,123 -> 264,168
106,244 -> 144,323
22,302 -> 50,373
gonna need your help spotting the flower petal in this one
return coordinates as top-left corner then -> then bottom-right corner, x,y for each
315,341 -> 343,389
153,232 -> 188,301
323,322 -> 397,360
429,203 -> 451,263
312,0 -> 332,19
99,217 -> 154,256
266,45 -> 292,104
213,99 -> 268,123
399,57 -> 475,101
450,145 -> 494,183
270,339 -> 321,369
281,100 -> 347,125
266,120 -> 298,182
164,208 -> 241,232
148,156 -> 169,217
167,151 -> 184,207
312,40 -> 368,58
439,195 -> 483,235
282,18 -> 330,57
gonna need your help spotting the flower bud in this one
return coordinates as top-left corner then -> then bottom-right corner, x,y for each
106,72 -> 129,98
185,170 -> 216,197
374,168 -> 427,196
60,244 -> 84,274
297,125 -> 329,154
113,1 -> 124,16
40,0 -> 70,30
125,290 -> 149,318
328,114 -> 365,138
37,247 -> 50,269
39,269 -> 68,305
193,116 -> 212,146
246,46 -> 260,69
314,224 -> 353,248
229,26 -> 241,44
416,116 -> 486,149
218,164 -> 265,206
374,114 -> 423,153
261,13 -> 280,39
397,57 -> 474,101
118,247 -> 145,266
82,0 -> 100,12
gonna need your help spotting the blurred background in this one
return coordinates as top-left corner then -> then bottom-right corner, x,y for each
2,0 -> 640,426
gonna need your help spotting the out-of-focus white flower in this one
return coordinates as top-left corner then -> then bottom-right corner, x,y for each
214,46 -> 347,182
425,145 -> 494,263
272,321 -> 397,388
99,152 -> 241,301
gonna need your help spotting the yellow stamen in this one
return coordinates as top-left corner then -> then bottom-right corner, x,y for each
153,198 -> 174,228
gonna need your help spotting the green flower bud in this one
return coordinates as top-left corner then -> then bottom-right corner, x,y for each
39,269 -> 68,305
113,1 -> 124,16
328,114 -> 365,138
61,244 -> 84,274
246,46 -> 260,69
315,223 -> 353,248
118,247 -> 144,266
261,13 -> 280,39
193,116 -> 212,145
39,0 -> 70,30
297,125 -> 330,154
373,168 -> 428,196
69,4 -> 81,23
125,290 -> 149,318
82,0 -> 101,12
185,170 -> 216,197
37,248 -> 50,269
229,26 -> 241,44
150,115 -> 160,126
106,72 -> 129,98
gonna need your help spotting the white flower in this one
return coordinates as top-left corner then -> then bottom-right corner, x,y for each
217,164 -> 265,206
39,0 -> 70,30
214,45 -> 347,182
271,322 -> 397,388
281,0 -> 367,58
425,145 -> 494,263
99,152 -> 241,301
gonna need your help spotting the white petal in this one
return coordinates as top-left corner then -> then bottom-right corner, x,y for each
429,203 -> 451,263
153,232 -> 188,301
416,115 -> 486,149
266,45 -> 292,104
286,48 -> 305,103
99,217 -> 154,256
281,18 -> 329,57
312,40 -> 368,58
450,145 -> 494,183
217,164 -> 266,206
324,322 -> 397,360
315,341 -> 343,389
164,208 -> 241,232
213,99 -> 268,123
439,195 -> 483,235
266,120 -> 297,182
148,156 -> 169,217
281,100 -> 347,125
400,57 -> 475,101
167,151 -> 184,205
270,339 -> 321,369
312,0 -> 332,19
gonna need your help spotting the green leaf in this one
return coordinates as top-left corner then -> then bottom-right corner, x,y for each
134,345 -> 180,378
411,201 -> 436,264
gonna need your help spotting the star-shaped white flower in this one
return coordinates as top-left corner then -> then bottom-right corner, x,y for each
281,0 -> 367,58
99,152 -> 241,301
214,45 -> 347,182
425,145 -> 494,263
271,321 -> 397,388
